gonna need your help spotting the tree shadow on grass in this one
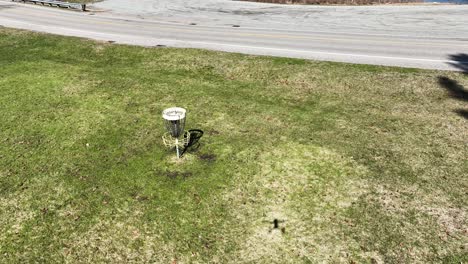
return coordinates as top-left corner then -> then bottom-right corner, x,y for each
438,76 -> 468,119
448,53 -> 468,74
454,109 -> 468,119
438,77 -> 468,101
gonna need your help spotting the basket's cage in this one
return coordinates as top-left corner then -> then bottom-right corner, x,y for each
162,107 -> 190,158
163,108 -> 186,138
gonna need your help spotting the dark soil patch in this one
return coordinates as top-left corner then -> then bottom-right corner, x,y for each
166,171 -> 179,179
181,172 -> 193,179
199,153 -> 217,162
165,171 -> 194,179
207,130 -> 220,135
136,195 -> 150,202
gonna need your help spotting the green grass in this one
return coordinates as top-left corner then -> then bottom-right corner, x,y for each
0,27 -> 467,263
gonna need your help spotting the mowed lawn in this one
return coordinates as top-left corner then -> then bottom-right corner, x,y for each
0,28 -> 467,263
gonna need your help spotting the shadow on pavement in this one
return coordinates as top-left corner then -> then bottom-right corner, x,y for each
438,76 -> 468,119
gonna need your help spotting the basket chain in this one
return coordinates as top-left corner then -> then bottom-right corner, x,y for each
162,131 -> 191,148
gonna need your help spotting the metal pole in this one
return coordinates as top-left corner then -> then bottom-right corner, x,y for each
175,138 -> 180,158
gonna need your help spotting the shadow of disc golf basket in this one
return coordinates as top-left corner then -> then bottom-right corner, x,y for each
181,129 -> 204,156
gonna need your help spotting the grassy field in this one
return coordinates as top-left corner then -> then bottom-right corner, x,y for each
0,27 -> 467,263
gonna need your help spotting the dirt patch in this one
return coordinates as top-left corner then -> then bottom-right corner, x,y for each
132,193 -> 150,202
165,171 -> 194,179
198,153 -> 217,162
207,130 -> 220,135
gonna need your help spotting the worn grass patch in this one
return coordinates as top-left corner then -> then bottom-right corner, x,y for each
223,143 -> 369,263
0,28 -> 467,263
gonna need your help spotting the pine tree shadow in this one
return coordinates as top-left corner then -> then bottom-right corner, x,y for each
438,76 -> 468,119
454,109 -> 468,119
448,53 -> 468,74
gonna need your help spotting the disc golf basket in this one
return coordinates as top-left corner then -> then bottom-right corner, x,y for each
162,107 -> 190,158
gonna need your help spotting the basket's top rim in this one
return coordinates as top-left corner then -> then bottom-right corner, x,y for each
162,107 -> 186,121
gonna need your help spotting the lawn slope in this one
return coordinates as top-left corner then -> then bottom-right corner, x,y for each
0,28 -> 467,263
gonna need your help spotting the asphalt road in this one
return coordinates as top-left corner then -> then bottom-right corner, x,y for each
1,0 -> 467,70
